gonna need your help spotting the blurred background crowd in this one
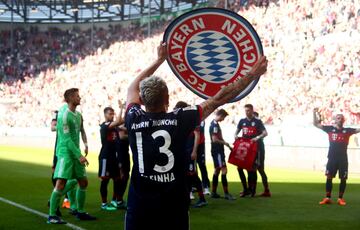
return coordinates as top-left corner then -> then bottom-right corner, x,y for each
0,0 -> 359,128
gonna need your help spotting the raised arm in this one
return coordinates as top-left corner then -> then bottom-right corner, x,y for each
109,100 -> 125,129
313,108 -> 323,129
200,56 -> 268,120
126,42 -> 168,107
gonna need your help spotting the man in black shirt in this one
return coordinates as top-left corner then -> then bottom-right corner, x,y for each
124,41 -> 268,230
116,124 -> 130,209
98,105 -> 124,210
209,109 -> 235,200
314,108 -> 360,206
234,104 -> 268,197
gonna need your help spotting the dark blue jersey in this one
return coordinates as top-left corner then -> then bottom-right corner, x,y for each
185,133 -> 195,155
99,122 -> 120,159
125,103 -> 202,207
322,126 -> 356,159
118,137 -> 129,157
209,120 -> 224,154
237,117 -> 266,139
117,133 -> 130,168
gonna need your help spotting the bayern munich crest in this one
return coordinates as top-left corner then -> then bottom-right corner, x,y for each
164,8 -> 263,102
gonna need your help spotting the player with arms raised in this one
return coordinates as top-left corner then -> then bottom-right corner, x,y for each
124,42 -> 267,230
314,108 -> 360,205
98,104 -> 124,211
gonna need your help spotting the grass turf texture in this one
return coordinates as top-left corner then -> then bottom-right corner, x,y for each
0,145 -> 360,230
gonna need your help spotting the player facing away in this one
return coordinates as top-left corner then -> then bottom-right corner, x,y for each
234,104 -> 268,197
313,108 -> 360,205
196,120 -> 211,195
124,41 -> 267,230
209,109 -> 236,200
47,88 -> 96,224
174,101 -> 208,208
98,105 -> 124,211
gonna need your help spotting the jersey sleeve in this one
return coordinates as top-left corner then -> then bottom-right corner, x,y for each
100,122 -> 109,144
237,119 -> 243,131
63,114 -> 81,158
347,128 -> 357,135
321,125 -> 332,133
178,105 -> 202,135
125,103 -> 143,131
258,119 -> 266,132
100,122 -> 110,132
209,122 -> 219,136
212,124 -> 219,135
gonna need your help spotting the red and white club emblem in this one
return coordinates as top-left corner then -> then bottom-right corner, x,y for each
164,8 -> 263,102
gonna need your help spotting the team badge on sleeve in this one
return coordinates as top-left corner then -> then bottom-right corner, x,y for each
164,8 -> 263,102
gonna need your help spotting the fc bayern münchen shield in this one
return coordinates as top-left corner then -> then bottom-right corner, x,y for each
164,8 -> 263,102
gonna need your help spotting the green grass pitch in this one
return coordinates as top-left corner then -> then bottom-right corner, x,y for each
0,145 -> 360,230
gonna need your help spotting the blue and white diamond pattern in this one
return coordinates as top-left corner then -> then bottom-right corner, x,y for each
186,31 -> 239,83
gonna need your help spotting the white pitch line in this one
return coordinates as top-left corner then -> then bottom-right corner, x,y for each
0,196 -> 85,230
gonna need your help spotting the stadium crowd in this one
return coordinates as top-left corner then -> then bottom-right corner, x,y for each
0,0 -> 359,128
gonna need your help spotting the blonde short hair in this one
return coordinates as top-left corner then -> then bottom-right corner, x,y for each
140,76 -> 168,109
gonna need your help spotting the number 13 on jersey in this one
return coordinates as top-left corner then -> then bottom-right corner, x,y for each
135,130 -> 175,174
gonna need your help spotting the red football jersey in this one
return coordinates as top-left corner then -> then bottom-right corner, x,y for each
228,137 -> 258,171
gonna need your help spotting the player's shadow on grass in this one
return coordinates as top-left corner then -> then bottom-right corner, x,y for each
0,158 -> 127,229
0,158 -> 102,205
